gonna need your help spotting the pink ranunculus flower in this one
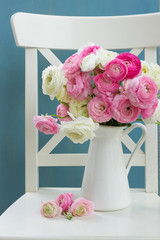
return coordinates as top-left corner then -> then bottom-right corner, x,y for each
120,79 -> 132,95
94,73 -> 120,93
70,197 -> 95,217
141,97 -> 158,119
33,115 -> 59,134
63,53 -> 82,78
93,87 -> 107,98
110,95 -> 140,123
126,75 -> 158,109
40,200 -> 62,218
80,45 -> 100,58
104,58 -> 128,82
88,96 -> 112,123
57,193 -> 74,212
116,52 -> 141,79
66,72 -> 93,101
93,87 -> 116,100
56,104 -> 72,122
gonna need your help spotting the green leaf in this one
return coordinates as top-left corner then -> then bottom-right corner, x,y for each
100,119 -> 127,127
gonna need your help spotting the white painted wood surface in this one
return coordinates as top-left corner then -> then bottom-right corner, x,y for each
38,132 -> 65,154
121,134 -> 143,154
0,188 -> 160,240
129,48 -> 143,56
2,12 -> 158,240
144,48 -> 158,193
11,12 -> 160,50
10,12 -> 159,193
38,48 -> 62,65
25,48 -> 39,192
37,153 -> 145,167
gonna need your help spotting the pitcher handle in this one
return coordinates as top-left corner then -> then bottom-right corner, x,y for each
122,123 -> 147,175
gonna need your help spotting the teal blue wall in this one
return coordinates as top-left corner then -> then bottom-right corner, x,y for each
0,0 -> 159,215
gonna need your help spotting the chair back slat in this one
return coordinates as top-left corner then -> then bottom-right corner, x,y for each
145,124 -> 158,193
37,153 -> 145,167
121,135 -> 143,154
38,49 -> 62,65
25,48 -> 39,191
145,47 -> 158,193
11,12 -> 160,49
38,133 -> 65,155
129,48 -> 144,56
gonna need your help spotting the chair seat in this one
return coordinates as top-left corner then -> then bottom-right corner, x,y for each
0,188 -> 160,240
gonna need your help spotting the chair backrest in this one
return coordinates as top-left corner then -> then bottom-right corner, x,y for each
11,12 -> 159,194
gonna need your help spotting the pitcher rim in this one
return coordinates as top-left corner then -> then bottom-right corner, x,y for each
98,125 -> 127,129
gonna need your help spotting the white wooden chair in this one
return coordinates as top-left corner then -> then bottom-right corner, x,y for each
0,12 -> 160,240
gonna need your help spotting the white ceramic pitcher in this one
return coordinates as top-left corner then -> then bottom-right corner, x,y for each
81,123 -> 147,211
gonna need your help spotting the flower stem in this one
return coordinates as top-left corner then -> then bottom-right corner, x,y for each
59,101 -> 69,107
136,118 -> 143,122
63,212 -> 72,220
51,114 -> 69,119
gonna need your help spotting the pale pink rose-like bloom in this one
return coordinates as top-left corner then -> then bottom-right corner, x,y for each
94,73 -> 120,93
63,53 -> 82,78
40,200 -> 62,218
122,79 -> 131,92
116,52 -> 141,79
93,87 -> 107,98
80,45 -> 100,58
126,76 -> 158,109
93,87 -> 116,100
57,193 -> 74,212
104,58 -> 128,82
88,96 -> 112,123
66,72 -> 93,101
119,79 -> 132,95
141,97 -> 158,119
33,115 -> 59,134
70,197 -> 95,217
110,95 -> 140,123
56,104 -> 72,122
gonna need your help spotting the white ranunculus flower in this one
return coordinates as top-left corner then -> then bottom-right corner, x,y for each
69,98 -> 90,118
60,116 -> 99,144
150,63 -> 160,89
56,85 -> 71,103
96,48 -> 118,70
81,53 -> 99,72
77,42 -> 96,54
141,60 -> 151,76
144,100 -> 160,124
42,64 -> 67,100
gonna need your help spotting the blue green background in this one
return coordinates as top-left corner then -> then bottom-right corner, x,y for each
0,0 -> 159,215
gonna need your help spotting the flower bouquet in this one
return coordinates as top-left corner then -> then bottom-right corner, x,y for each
33,43 -> 160,144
